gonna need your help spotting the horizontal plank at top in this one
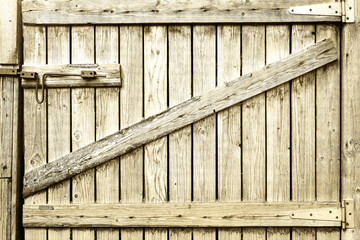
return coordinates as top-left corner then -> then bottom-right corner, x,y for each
22,0 -> 341,24
21,64 -> 121,88
23,202 -> 342,228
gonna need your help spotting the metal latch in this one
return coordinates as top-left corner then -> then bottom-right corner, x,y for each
289,0 -> 354,23
20,70 -> 102,104
341,200 -> 355,229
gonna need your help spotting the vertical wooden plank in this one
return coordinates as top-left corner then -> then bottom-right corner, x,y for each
342,1 -> 360,239
316,24 -> 341,240
71,26 -> 95,240
266,25 -> 291,240
0,179 -> 10,240
0,0 -> 19,63
242,24 -> 266,239
23,25 -> 47,240
95,25 -> 120,240
144,25 -> 168,240
192,24 -> 216,240
47,26 -> 71,240
291,24 -> 316,240
168,25 -> 192,239
120,25 -> 143,240
10,73 -> 20,240
0,74 -> 13,178
217,24 -> 241,240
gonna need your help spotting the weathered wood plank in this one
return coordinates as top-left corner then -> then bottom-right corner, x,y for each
23,25 -> 47,240
341,1 -> 360,239
168,25 -> 192,240
265,25 -> 291,240
23,202 -> 342,228
119,25 -> 144,240
193,24 -> 216,240
23,38 -> 338,197
242,24 -> 266,240
144,25 -> 168,240
291,24 -> 316,240
95,25 -> 120,240
0,179 -> 10,240
21,0 -> 341,24
0,74 -> 13,178
71,26 -> 95,240
217,24 -> 241,240
316,24 -> 341,240
21,64 -> 121,88
47,25 -> 71,240
0,0 -> 20,63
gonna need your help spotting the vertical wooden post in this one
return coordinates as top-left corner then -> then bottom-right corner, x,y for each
120,25 -> 144,240
342,1 -> 360,239
242,24 -> 266,240
0,0 -> 21,238
192,24 -> 216,240
168,25 -> 192,239
217,24 -> 242,240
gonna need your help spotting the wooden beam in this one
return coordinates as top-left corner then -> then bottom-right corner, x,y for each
23,202 -> 342,228
341,0 -> 360,238
22,0 -> 341,25
23,38 -> 338,198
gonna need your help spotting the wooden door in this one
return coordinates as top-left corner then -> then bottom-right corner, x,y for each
19,0 -> 358,240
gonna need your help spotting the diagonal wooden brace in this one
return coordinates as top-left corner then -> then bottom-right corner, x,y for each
23,38 -> 338,198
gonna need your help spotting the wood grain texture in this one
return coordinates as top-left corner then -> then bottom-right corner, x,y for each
291,24 -> 316,240
95,25 -> 120,240
23,39 -> 338,197
10,72 -> 20,240
217,24 -> 241,240
119,25 -> 143,240
21,0 -> 342,24
168,25 -> 192,240
144,25 -> 168,240
193,24 -> 216,240
265,25 -> 291,240
23,202 -> 342,228
23,25 -> 47,240
21,64 -> 121,88
0,179 -> 10,240
0,0 -> 20,63
242,24 -> 266,240
71,26 -> 95,240
341,1 -> 360,239
47,26 -> 71,240
316,24 -> 340,240
0,74 -> 14,178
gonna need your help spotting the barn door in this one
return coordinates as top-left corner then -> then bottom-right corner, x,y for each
19,0 -> 357,240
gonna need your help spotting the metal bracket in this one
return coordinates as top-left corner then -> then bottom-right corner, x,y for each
80,70 -> 97,78
20,72 -> 37,79
289,0 -> 355,23
290,207 -> 342,222
342,200 -> 355,229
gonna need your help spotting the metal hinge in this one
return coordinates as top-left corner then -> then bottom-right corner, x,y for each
289,0 -> 355,23
341,200 -> 355,229
290,206 -> 342,222
289,200 -> 355,230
